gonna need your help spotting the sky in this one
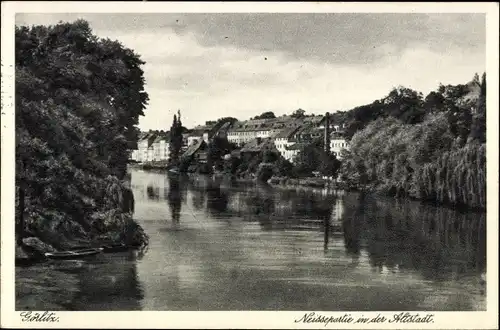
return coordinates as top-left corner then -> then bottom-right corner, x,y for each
15,13 -> 486,130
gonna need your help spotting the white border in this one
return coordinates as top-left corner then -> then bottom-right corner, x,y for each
1,2 -> 499,329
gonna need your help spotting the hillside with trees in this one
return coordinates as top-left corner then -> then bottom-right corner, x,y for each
340,73 -> 486,209
15,20 -> 149,253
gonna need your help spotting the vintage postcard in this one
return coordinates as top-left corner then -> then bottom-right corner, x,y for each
1,1 -> 498,329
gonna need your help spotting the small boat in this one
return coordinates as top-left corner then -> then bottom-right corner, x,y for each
101,243 -> 129,253
44,248 -> 104,260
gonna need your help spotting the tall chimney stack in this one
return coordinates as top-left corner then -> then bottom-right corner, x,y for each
324,112 -> 330,154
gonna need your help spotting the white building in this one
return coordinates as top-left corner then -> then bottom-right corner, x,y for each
130,131 -> 170,162
228,116 -> 300,147
136,133 -> 155,162
227,119 -> 268,146
274,126 -> 302,162
330,132 -> 349,159
152,134 -> 170,161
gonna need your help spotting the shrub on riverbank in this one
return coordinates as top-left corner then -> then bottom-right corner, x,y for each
15,20 -> 149,252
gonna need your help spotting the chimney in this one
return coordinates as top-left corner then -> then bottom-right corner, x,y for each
324,112 -> 330,154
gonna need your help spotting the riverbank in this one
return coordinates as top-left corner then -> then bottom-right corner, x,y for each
15,179 -> 149,266
131,163 -> 346,189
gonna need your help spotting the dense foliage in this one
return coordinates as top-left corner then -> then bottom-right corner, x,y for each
293,139 -> 342,178
15,20 -> 149,247
341,74 -> 486,209
252,111 -> 276,120
169,111 -> 183,165
208,136 -> 237,171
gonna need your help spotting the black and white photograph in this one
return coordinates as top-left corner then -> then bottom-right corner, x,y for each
1,2 -> 498,329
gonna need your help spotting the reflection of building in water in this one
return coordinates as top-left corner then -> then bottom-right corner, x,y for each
167,176 -> 182,224
330,197 -> 344,230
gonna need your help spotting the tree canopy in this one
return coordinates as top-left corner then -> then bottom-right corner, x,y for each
169,110 -> 183,165
253,111 -> 276,120
15,20 -> 149,247
340,74 -> 487,209
342,76 -> 485,141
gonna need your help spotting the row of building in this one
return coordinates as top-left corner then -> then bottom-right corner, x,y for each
130,111 -> 349,164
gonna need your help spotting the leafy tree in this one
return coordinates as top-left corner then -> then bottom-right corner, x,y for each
291,108 -> 306,119
383,86 -> 425,124
318,153 -> 342,178
262,150 -> 279,163
470,72 -> 486,142
15,20 -> 149,247
275,156 -> 294,177
217,117 -> 238,125
293,139 -> 340,177
208,136 -> 234,169
343,101 -> 385,140
340,113 -> 485,208
253,111 -> 276,120
169,110 -> 183,165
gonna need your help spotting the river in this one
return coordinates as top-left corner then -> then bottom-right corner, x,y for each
16,170 -> 486,311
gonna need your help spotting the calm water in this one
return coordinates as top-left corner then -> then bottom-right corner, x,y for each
16,170 -> 486,311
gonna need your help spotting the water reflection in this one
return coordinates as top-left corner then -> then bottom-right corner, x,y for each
167,175 -> 183,226
341,193 -> 486,282
72,253 -> 144,311
16,171 -> 487,311
147,185 -> 160,200
206,183 -> 229,215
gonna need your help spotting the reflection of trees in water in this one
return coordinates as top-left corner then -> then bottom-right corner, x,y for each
206,186 -> 229,215
167,176 -> 183,224
342,201 -> 362,255
191,188 -> 206,211
146,185 -> 160,200
245,184 -> 275,221
282,189 -> 333,220
73,255 -> 144,310
341,193 -> 486,280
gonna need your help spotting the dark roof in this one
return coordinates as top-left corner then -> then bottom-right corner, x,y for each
295,124 -> 322,136
143,134 -> 157,148
286,142 -> 308,151
181,139 -> 206,159
228,117 -> 298,132
330,131 -> 346,139
303,115 -> 325,124
217,121 -> 232,132
274,126 -> 302,139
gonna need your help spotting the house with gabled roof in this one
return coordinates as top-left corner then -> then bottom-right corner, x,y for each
152,132 -> 170,161
130,131 -> 158,162
227,116 -> 299,147
274,126 -> 302,161
181,138 -> 209,165
283,142 -> 309,163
